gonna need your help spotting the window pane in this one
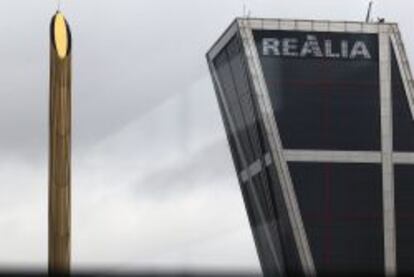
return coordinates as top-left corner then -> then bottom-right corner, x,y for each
395,165 -> 414,274
255,31 -> 380,151
288,162 -> 384,274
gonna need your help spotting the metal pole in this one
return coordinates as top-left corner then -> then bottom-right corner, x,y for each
49,11 -> 72,274
365,1 -> 373,23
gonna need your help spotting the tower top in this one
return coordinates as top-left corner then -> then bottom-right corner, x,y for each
52,12 -> 71,59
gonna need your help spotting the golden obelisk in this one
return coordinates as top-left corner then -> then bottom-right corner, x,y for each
49,11 -> 72,274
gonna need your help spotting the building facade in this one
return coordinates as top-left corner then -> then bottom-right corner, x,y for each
207,18 -> 414,276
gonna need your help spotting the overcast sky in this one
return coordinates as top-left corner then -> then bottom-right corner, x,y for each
0,0 -> 413,273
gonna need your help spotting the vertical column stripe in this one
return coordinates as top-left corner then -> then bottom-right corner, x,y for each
379,30 -> 397,275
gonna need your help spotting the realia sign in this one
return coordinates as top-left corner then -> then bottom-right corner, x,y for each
257,31 -> 375,60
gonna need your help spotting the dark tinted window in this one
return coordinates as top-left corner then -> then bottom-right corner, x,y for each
395,165 -> 414,274
288,162 -> 383,274
392,48 -> 414,151
247,174 -> 286,275
213,36 -> 269,165
255,31 -> 381,151
265,166 -> 303,275
214,45 -> 255,165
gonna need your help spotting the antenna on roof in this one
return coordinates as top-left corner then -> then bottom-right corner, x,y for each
243,3 -> 251,18
365,1 -> 373,23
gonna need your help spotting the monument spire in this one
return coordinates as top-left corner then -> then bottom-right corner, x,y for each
49,10 -> 72,274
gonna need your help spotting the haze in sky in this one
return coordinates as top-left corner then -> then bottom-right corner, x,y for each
0,0 -> 413,272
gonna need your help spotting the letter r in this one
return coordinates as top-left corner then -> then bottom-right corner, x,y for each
263,38 -> 280,56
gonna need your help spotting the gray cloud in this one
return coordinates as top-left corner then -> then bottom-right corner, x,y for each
0,0 -> 414,272
137,138 -> 236,199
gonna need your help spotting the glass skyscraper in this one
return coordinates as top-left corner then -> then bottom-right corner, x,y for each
207,18 -> 414,276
